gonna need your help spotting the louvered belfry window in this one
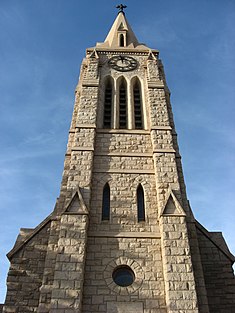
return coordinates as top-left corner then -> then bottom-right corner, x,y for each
133,81 -> 142,129
102,183 -> 110,220
137,184 -> 145,222
119,80 -> 127,129
103,80 -> 112,128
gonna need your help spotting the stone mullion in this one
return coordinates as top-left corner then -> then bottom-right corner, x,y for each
127,79 -> 133,129
113,79 -> 118,129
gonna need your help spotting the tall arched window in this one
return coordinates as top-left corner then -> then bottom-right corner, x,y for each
102,183 -> 110,220
103,80 -> 112,128
119,34 -> 125,47
133,81 -> 143,129
119,79 -> 127,129
137,184 -> 145,222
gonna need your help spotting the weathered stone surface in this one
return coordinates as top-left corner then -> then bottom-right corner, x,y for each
3,9 -> 235,313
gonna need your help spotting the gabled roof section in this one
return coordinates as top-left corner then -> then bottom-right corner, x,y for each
7,212 -> 53,260
196,220 -> 235,263
95,11 -> 149,50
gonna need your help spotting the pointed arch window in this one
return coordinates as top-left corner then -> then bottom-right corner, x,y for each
103,80 -> 112,128
119,34 -> 125,47
119,79 -> 127,129
102,183 -> 110,220
133,80 -> 143,129
137,184 -> 145,222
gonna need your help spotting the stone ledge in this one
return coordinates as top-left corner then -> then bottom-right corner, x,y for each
94,152 -> 153,157
86,48 -> 159,55
93,168 -> 155,174
88,231 -> 160,238
148,81 -> 165,88
96,129 -> 150,134
76,124 -> 96,129
153,149 -> 176,153
151,126 -> 172,130
82,80 -> 99,87
71,147 -> 94,151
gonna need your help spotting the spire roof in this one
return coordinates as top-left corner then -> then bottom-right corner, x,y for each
95,11 -> 149,50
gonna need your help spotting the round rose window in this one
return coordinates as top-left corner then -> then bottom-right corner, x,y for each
112,266 -> 135,287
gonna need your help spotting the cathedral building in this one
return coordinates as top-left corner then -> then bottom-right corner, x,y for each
2,6 -> 235,313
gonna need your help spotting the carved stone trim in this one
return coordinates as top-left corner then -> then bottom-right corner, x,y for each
104,257 -> 144,295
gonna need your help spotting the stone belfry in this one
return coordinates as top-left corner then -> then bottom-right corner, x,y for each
3,5 -> 235,313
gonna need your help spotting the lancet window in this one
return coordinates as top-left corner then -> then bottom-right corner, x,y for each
119,79 -> 127,129
119,34 -> 125,47
102,76 -> 144,130
137,184 -> 145,222
103,79 -> 112,128
102,183 -> 110,220
133,80 -> 143,129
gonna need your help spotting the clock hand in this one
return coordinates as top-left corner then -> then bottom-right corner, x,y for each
120,55 -> 124,63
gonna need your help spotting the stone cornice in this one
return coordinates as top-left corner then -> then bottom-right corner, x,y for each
86,48 -> 159,55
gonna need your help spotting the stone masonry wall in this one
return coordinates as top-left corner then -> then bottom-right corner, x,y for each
3,222 -> 51,313
95,132 -> 153,154
160,216 -> 199,313
49,213 -> 89,312
89,172 -> 158,233
82,236 -> 166,313
197,228 -> 235,313
90,131 -> 158,233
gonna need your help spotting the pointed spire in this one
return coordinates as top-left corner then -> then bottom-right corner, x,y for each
104,11 -> 139,48
95,9 -> 148,50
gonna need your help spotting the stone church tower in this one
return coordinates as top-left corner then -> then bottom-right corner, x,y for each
2,7 -> 235,313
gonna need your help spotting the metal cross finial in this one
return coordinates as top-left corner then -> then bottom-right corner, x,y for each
116,4 -> 127,13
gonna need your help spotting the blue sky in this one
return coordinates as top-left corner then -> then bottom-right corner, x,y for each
0,0 -> 235,302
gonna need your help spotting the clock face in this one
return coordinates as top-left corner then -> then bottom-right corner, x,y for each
108,55 -> 138,72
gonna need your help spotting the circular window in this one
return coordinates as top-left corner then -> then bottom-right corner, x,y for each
112,266 -> 135,287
